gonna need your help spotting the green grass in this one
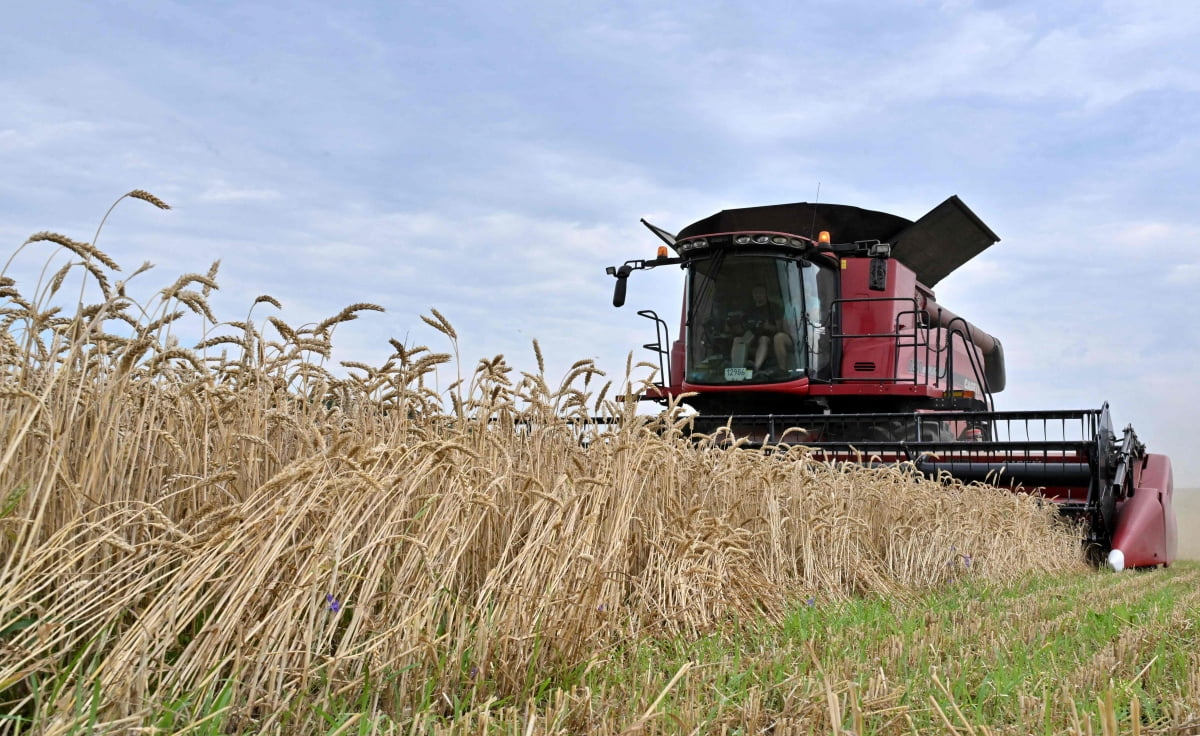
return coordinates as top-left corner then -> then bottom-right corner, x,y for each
398,562 -> 1199,734
140,562 -> 1192,734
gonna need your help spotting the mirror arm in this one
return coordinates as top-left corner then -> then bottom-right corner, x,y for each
604,256 -> 683,308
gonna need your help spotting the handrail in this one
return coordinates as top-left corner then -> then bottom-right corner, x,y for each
636,309 -> 672,388
830,296 -> 922,384
942,315 -> 995,410
827,296 -> 994,406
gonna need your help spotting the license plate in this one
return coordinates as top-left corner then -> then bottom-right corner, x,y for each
724,367 -> 753,381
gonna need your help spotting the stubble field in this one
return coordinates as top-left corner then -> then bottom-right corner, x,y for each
1176,489 -> 1200,560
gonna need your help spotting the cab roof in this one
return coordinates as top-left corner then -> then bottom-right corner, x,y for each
675,195 -> 1000,287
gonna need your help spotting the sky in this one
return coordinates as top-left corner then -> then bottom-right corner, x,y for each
3,1 -> 1200,485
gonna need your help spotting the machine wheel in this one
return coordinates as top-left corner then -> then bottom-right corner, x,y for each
865,420 -> 906,442
920,423 -> 948,442
1082,540 -> 1108,568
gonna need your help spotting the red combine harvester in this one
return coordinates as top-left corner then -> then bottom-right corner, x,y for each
606,196 -> 1177,570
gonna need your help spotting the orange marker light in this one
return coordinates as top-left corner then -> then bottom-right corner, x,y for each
943,390 -> 976,399
656,245 -> 669,258
818,230 -> 831,244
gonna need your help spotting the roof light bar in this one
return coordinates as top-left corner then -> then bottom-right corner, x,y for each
675,232 -> 816,253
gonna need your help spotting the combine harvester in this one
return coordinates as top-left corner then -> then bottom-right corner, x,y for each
606,197 -> 1177,570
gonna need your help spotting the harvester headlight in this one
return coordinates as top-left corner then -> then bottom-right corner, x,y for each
680,238 -> 708,252
734,235 -> 752,245
752,234 -> 770,244
771,236 -> 788,245
790,238 -> 806,248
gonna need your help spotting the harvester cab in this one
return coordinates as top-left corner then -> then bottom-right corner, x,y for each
607,196 -> 1005,420
605,196 -> 1178,570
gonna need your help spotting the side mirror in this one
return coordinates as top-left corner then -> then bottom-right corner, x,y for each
610,264 -> 633,307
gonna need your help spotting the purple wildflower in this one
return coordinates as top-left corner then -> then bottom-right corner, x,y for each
325,593 -> 341,613
805,597 -> 815,607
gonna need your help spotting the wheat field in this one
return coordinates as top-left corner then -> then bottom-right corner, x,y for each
1176,488 -> 1200,560
0,193 -> 1093,733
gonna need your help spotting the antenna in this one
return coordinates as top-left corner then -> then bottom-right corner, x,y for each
808,182 -> 821,240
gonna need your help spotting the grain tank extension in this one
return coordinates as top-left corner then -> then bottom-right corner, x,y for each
606,196 -> 1177,569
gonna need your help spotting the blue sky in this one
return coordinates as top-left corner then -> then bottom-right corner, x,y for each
4,1 -> 1200,483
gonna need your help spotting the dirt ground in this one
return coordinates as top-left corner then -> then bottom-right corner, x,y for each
1176,487 -> 1199,561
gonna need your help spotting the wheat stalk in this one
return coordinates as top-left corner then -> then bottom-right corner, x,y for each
0,210 -> 1087,733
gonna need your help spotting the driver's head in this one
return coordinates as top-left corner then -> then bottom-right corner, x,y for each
751,285 -> 768,305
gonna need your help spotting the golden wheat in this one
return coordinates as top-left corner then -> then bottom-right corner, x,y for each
0,221 -> 1089,733
126,189 -> 172,211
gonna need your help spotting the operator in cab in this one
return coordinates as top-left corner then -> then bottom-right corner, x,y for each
731,285 -> 796,377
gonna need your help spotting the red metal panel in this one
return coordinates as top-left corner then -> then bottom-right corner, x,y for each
1112,453 -> 1176,568
669,338 -> 685,389
839,258 -> 916,325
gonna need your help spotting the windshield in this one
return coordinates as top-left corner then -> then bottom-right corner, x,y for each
686,254 -> 835,385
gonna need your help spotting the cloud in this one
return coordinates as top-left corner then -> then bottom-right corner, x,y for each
199,183 -> 283,203
3,0 -> 1200,482
1165,264 -> 1200,285
0,119 -> 100,153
